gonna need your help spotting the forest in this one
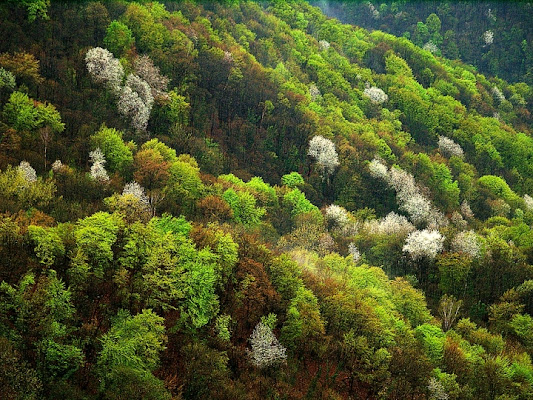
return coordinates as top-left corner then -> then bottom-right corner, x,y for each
1,0 -> 533,399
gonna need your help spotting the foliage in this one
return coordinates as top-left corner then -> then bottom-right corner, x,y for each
281,172 -> 304,188
98,309 -> 166,372
223,188 -> 265,226
104,21 -> 135,56
1,1 -> 533,398
3,91 -> 64,133
0,67 -> 16,91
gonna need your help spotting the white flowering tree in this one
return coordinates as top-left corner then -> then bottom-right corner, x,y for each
51,159 -> 63,172
89,148 -> 109,183
248,322 -> 287,368
403,229 -> 444,260
523,194 -> 533,212
123,181 -> 150,209
133,55 -> 169,99
86,48 -> 167,132
400,194 -> 433,226
367,2 -> 380,19
309,84 -> 321,101
85,47 -> 124,93
18,161 -> 37,183
117,81 -> 152,132
387,167 -> 418,197
125,74 -> 154,108
0,67 -> 16,91
368,157 -> 388,180
363,86 -> 388,104
325,204 -> 350,229
428,377 -> 449,400
308,135 -> 339,182
423,41 -> 439,54
483,30 -> 494,45
461,200 -> 474,219
451,231 -> 481,258
438,136 -> 464,159
348,243 -> 361,263
368,159 -> 446,228
491,86 -> 505,103
318,40 -> 330,51
365,212 -> 415,236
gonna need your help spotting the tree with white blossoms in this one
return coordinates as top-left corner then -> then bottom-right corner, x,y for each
89,148 -> 109,183
387,165 -> 417,195
86,48 -> 167,132
0,67 -> 16,91
403,229 -> 444,260
451,231 -> 481,258
133,55 -> 169,99
367,2 -> 380,19
85,47 -> 124,93
309,84 -> 321,101
423,41 -> 439,54
125,74 -> 154,109
523,194 -> 533,212
325,204 -> 350,229
308,135 -> 339,182
368,158 -> 446,228
118,75 -> 154,132
348,243 -> 361,263
438,136 -> 464,159
400,194 -> 433,226
461,200 -> 474,219
248,322 -> 287,368
428,377 -> 449,400
51,159 -> 63,172
123,181 -> 150,208
318,40 -> 330,51
483,30 -> 494,45
365,212 -> 415,236
363,86 -> 388,104
450,211 -> 467,230
368,157 -> 388,180
389,167 -> 446,228
18,161 -> 37,183
491,86 -> 505,103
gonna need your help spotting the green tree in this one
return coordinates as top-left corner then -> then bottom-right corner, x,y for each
222,188 -> 265,226
390,277 -> 432,327
10,0 -> 50,22
0,165 -> 56,211
281,172 -> 304,188
104,21 -> 135,56
0,337 -> 42,400
98,309 -> 166,372
3,91 -> 64,168
72,212 -> 122,279
28,225 -> 65,267
101,366 -> 171,400
91,125 -> 134,175
163,157 -> 204,215
0,271 -> 83,380
98,309 -> 169,398
281,287 -> 325,357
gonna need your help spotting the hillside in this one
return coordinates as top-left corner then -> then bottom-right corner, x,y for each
1,1 -> 533,399
312,0 -> 533,85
